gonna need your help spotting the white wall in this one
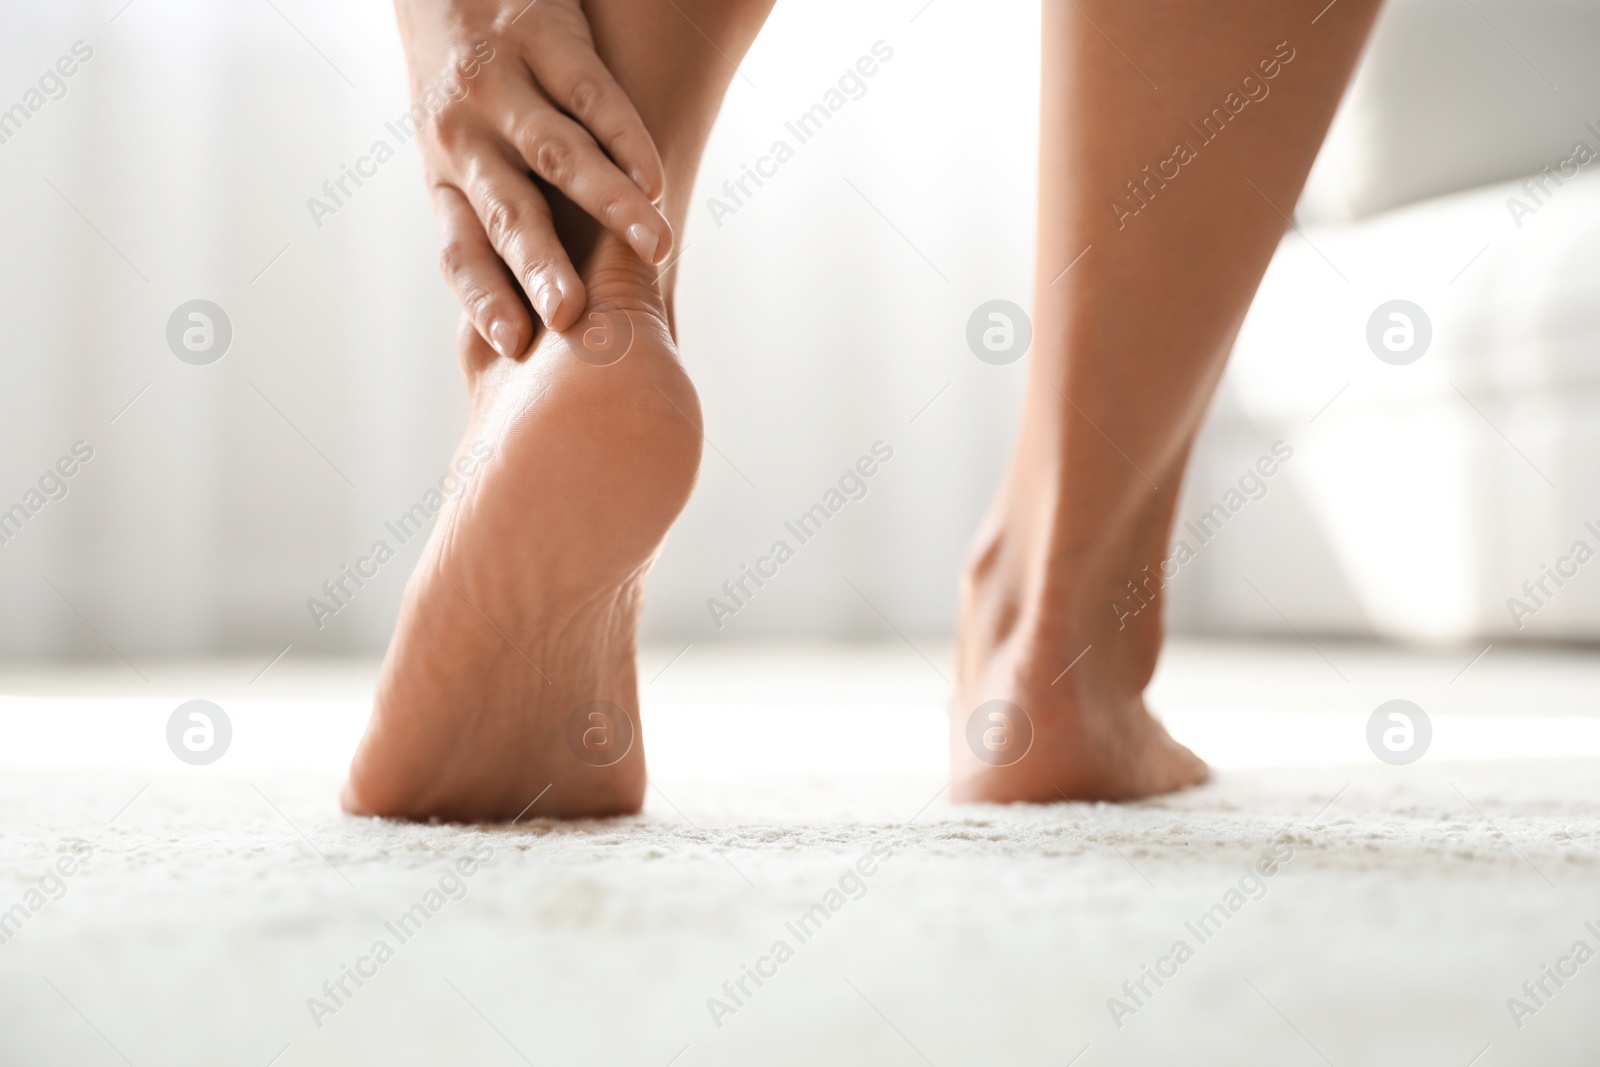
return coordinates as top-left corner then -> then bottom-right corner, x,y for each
0,0 -> 1592,658
0,0 -> 1036,657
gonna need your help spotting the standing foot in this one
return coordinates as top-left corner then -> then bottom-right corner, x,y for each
949,503 -> 1209,805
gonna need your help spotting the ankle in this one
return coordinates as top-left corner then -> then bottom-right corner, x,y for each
960,487 -> 1174,694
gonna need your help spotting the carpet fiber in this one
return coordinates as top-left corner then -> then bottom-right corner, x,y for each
2,641 -> 1597,1066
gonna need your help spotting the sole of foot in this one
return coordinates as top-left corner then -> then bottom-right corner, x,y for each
342,231 -> 702,822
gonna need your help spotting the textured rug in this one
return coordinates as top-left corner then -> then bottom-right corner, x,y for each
2,641 -> 1598,1066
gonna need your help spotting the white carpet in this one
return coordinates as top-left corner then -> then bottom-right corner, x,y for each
2,640 -> 1598,1066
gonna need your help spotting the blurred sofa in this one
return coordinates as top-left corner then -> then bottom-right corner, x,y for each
1169,0 -> 1600,644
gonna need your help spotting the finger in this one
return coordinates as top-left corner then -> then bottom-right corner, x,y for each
455,145 -> 587,331
455,312 -> 497,379
501,91 -> 672,267
529,44 -> 665,202
433,184 -> 536,359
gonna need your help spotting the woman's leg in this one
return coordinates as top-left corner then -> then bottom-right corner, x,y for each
343,0 -> 775,820
549,0 -> 779,317
953,0 -> 1383,802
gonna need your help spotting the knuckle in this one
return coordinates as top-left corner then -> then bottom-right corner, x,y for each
426,101 -> 470,149
437,239 -> 472,281
532,137 -> 576,186
461,285 -> 497,322
563,76 -> 604,121
437,246 -> 502,321
480,195 -> 521,250
490,11 -> 532,37
595,191 -> 629,228
518,256 -> 561,297
521,252 -> 556,288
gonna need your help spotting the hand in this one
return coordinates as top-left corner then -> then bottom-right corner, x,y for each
395,0 -> 670,357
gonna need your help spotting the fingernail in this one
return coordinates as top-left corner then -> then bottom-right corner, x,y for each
534,283 -> 560,326
630,167 -> 654,196
627,223 -> 661,264
489,320 -> 517,358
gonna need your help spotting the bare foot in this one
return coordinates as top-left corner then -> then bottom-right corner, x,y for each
949,495 -> 1209,805
342,231 -> 701,821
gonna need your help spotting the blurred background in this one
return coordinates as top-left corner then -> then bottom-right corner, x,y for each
2,0 -> 1598,660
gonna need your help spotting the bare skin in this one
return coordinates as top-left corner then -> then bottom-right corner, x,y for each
396,0 -> 674,349
346,0 -> 1382,819
342,0 -> 773,821
341,233 -> 698,821
951,0 -> 1383,802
